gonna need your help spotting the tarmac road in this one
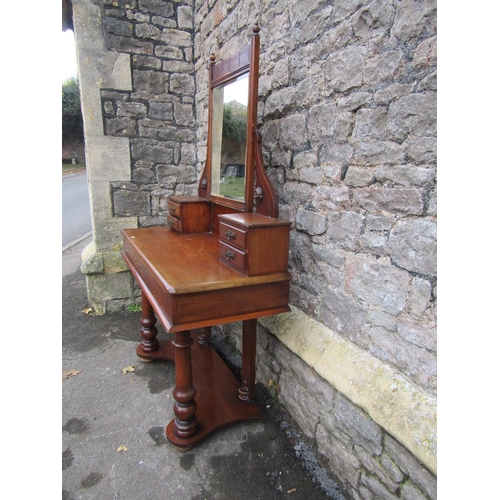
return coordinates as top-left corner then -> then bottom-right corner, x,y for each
62,171 -> 92,248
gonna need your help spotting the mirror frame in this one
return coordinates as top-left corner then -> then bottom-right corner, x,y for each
198,25 -> 260,213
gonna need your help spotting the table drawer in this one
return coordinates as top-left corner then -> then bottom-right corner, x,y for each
219,241 -> 246,274
220,222 -> 247,250
167,214 -> 182,233
168,201 -> 181,218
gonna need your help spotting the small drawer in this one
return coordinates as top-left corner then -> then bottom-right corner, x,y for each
220,222 -> 247,250
219,241 -> 246,273
168,201 -> 181,218
167,214 -> 182,233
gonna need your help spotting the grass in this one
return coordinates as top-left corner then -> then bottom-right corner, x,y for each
219,177 -> 245,199
62,162 -> 85,173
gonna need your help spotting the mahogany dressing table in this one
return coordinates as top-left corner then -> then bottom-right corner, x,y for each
121,25 -> 291,448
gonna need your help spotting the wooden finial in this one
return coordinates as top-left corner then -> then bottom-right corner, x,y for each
210,53 -> 216,63
253,23 -> 260,34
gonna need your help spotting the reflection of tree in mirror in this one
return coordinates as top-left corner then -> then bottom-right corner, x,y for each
222,102 -> 247,143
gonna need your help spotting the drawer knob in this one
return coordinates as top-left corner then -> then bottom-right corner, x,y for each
225,250 -> 235,261
225,229 -> 236,240
169,205 -> 176,213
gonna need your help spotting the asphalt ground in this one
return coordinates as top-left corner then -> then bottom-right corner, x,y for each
62,235 -> 347,500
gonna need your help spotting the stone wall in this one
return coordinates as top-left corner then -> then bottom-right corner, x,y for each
72,1 -> 437,498
194,0 -> 437,498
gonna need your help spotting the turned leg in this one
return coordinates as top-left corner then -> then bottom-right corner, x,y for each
139,292 -> 159,352
172,330 -> 198,438
198,326 -> 212,346
238,319 -> 257,402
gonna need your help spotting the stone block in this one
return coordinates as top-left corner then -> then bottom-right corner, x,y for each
86,271 -> 134,304
138,0 -> 174,17
81,252 -> 104,275
161,28 -> 192,47
384,436 -> 437,499
353,187 -> 423,215
355,445 -> 399,493
408,277 -> 432,317
319,287 -> 368,347
391,0 -> 437,42
360,473 -> 399,500
352,108 -> 388,140
296,209 -> 327,235
113,189 -> 151,216
325,46 -> 366,92
86,136 -> 131,182
345,254 -> 409,315
308,103 -> 337,145
326,211 -> 364,252
363,50 -> 404,86
280,114 -> 307,150
354,141 -> 405,166
149,101 -> 173,120
170,74 -> 195,94
105,117 -> 137,136
135,22 -> 162,40
133,69 -> 169,94
344,166 -> 375,187
375,165 -> 436,187
388,220 -> 437,276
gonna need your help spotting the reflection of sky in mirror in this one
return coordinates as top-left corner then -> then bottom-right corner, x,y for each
223,75 -> 248,105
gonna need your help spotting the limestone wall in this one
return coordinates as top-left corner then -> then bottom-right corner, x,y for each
73,1 -> 437,498
194,0 -> 437,498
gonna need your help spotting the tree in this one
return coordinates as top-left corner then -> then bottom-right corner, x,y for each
62,77 -> 83,138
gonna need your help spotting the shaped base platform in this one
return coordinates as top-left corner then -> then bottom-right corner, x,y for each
136,331 -> 266,448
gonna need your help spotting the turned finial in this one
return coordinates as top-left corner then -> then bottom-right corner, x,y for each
253,23 -> 260,34
210,53 -> 216,64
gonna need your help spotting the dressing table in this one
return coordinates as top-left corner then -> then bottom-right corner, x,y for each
121,25 -> 291,448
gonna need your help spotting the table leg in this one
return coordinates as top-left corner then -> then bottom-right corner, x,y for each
172,330 -> 198,438
238,319 -> 257,402
139,292 -> 159,352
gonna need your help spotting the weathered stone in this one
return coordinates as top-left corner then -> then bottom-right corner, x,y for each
312,244 -> 344,268
103,251 -> 129,273
413,36 -> 437,68
107,35 -> 154,55
353,108 -> 387,139
138,0 -> 174,17
375,165 -> 436,187
264,87 -> 297,117
319,287 -> 368,347
388,220 -> 437,276
400,480 -> 429,500
391,0 -> 437,42
344,166 -> 375,187
363,50 -> 404,86
352,0 -> 395,40
308,103 -> 337,145
374,83 -> 413,105
299,167 -> 324,185
385,436 -> 437,499
365,214 -> 392,231
133,69 -> 169,94
131,142 -> 174,163
155,44 -> 184,59
117,101 -> 147,117
86,271 -> 133,303
331,0 -> 364,24
280,114 -> 307,150
81,252 -> 104,275
149,101 -> 173,120
353,187 -> 423,215
397,319 -> 436,352
135,22 -> 162,40
132,54 -> 162,69
296,208 -> 327,235
409,277 -> 432,317
313,185 -> 350,211
333,394 -> 383,456
170,73 -> 195,94
157,164 -> 196,184
161,28 -> 192,47
320,144 -> 354,165
403,136 -> 437,164
151,15 -> 177,28
316,424 -> 362,489
327,211 -> 364,251
113,189 -> 150,216
174,102 -> 195,126
346,254 -> 409,314
105,18 -> 134,37
105,117 -> 136,137
360,231 -> 387,256
387,93 -> 437,142
355,445 -> 399,493
354,141 -> 405,165
368,326 -> 437,391
132,167 -> 156,184
417,71 -> 437,92
325,46 -> 366,93
381,453 -> 405,484
360,473 -> 399,500
177,5 -> 193,29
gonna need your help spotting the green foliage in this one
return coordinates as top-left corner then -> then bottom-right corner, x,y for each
62,77 -> 83,138
222,104 -> 247,143
126,303 -> 142,312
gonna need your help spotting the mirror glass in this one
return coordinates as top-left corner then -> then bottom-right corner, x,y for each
210,73 -> 249,201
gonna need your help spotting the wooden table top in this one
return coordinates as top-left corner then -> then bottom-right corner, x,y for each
121,227 -> 291,295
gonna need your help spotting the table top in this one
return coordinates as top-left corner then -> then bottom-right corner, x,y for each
121,227 -> 291,295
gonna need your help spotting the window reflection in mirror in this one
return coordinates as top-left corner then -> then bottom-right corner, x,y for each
210,73 -> 248,201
